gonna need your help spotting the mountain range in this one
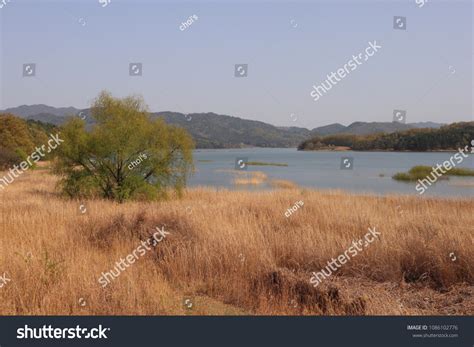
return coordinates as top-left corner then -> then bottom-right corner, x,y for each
1,104 -> 444,148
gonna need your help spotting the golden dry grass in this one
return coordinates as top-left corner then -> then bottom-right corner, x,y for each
0,168 -> 473,315
232,171 -> 268,185
270,179 -> 298,189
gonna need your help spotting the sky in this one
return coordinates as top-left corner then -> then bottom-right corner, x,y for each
0,0 -> 472,129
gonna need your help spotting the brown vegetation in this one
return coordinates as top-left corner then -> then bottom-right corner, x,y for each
0,167 -> 473,315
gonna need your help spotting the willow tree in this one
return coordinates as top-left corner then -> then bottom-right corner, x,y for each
54,91 -> 194,202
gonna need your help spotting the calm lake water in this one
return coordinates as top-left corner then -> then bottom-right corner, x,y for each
189,148 -> 474,197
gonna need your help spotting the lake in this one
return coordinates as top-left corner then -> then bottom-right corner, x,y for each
189,148 -> 474,197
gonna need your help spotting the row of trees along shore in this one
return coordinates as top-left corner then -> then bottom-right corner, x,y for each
298,122 -> 474,151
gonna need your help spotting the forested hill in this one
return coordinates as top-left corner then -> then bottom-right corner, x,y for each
152,112 -> 310,148
1,105 -> 448,149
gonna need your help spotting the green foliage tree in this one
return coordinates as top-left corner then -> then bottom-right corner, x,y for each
0,114 -> 35,151
0,114 -> 38,169
53,91 -> 194,202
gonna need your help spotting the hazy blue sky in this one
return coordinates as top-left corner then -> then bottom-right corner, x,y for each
0,0 -> 472,128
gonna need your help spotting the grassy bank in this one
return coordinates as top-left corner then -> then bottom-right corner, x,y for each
0,168 -> 473,315
393,165 -> 474,181
247,161 -> 288,167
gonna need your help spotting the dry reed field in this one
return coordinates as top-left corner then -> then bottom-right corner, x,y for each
0,166 -> 473,315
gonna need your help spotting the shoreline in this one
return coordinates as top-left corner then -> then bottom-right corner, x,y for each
185,184 -> 474,201
297,148 -> 465,153
195,147 -> 467,153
